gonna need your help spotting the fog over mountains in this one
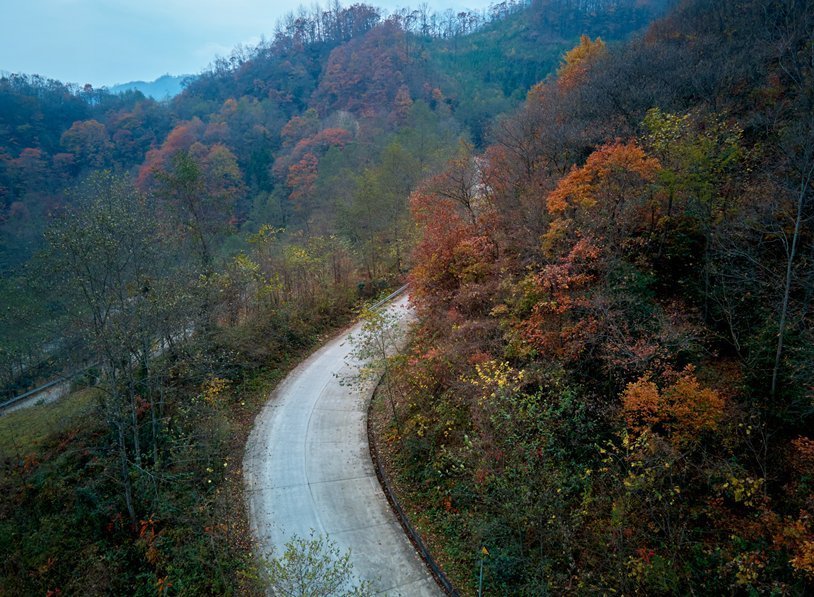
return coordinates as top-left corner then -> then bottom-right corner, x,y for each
108,74 -> 191,100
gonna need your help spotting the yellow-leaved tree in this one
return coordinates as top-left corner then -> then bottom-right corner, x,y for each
556,35 -> 607,90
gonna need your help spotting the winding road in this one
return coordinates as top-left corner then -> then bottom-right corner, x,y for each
243,295 -> 440,595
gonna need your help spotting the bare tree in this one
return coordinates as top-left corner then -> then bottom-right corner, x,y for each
770,2 -> 814,397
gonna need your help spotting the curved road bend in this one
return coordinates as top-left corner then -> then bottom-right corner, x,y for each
244,295 -> 440,595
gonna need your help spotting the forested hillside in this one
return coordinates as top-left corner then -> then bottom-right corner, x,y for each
0,0 -> 664,397
0,1 -> 674,594
379,0 -> 814,593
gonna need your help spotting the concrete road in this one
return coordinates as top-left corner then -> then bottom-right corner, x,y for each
244,295 -> 440,595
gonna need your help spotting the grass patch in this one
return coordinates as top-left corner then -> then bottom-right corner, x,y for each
0,387 -> 100,459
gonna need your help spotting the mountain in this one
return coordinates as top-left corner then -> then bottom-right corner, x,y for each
108,74 -> 190,100
9,1 -> 809,595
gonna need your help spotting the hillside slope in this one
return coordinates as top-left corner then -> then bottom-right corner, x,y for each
380,0 -> 814,593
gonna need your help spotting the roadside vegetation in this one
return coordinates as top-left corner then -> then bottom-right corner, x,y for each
375,1 -> 814,593
0,274 -> 360,594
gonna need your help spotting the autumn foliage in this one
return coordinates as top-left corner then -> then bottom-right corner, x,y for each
2,0 -> 814,594
544,141 -> 661,253
385,1 -> 814,594
622,366 -> 726,445
555,34 -> 607,90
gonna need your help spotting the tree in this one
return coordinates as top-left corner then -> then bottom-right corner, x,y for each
423,141 -> 482,225
771,113 -> 814,398
338,142 -> 420,278
769,7 -> 814,398
60,119 -> 112,169
556,35 -> 607,91
622,366 -> 726,447
543,141 -> 661,257
392,84 -> 413,124
42,171 -> 171,525
350,301 -> 410,429
264,532 -> 373,596
286,152 -> 319,217
156,148 -> 243,274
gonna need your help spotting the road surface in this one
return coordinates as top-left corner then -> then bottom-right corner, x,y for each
1,379 -> 72,414
243,295 -> 439,595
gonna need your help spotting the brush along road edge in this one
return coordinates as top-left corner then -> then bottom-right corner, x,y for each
243,293 -> 440,595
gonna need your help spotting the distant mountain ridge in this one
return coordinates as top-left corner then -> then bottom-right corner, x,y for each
108,74 -> 191,100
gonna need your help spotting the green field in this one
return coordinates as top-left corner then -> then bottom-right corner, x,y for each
0,387 -> 100,458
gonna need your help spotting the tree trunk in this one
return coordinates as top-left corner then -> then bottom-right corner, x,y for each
771,160 -> 813,397
118,423 -> 137,526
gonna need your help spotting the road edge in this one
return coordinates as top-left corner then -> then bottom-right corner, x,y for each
365,303 -> 461,597
244,286 -> 448,595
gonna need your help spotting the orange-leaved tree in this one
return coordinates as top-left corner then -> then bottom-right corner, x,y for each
514,142 -> 665,369
542,141 -> 661,260
409,186 -> 495,314
622,366 -> 726,446
518,238 -> 601,360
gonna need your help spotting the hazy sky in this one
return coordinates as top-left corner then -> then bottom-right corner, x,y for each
0,0 -> 494,87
